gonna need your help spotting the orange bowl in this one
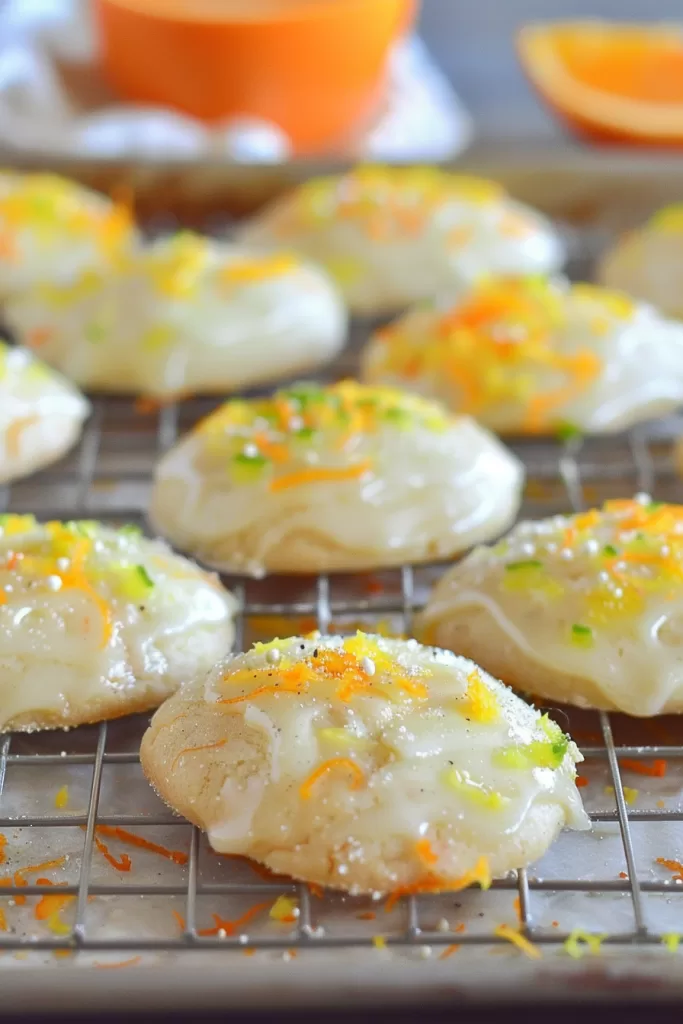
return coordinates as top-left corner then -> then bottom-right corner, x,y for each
94,0 -> 418,153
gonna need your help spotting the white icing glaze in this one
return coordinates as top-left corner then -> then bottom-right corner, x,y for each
0,516 -> 236,730
0,342 -> 89,484
361,276 -> 683,434
199,634 -> 589,877
149,382 -> 524,575
5,234 -> 347,399
238,169 -> 564,315
418,500 -> 683,716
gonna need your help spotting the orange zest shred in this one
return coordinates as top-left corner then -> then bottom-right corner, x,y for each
0,907 -> 6,932
197,901 -> 269,937
94,956 -> 143,969
172,910 -> 186,931
308,883 -> 324,899
94,825 -> 188,866
93,834 -> 132,873
576,775 -> 589,788
5,416 -> 40,459
415,839 -> 439,867
48,533 -> 113,649
513,896 -> 522,923
439,944 -> 460,960
619,758 -> 667,777
656,857 -> 683,881
170,739 -> 227,772
299,758 -> 365,801
357,911 -> 376,921
0,833 -> 6,866
493,924 -> 542,959
6,857 -> 67,906
269,461 -> 373,493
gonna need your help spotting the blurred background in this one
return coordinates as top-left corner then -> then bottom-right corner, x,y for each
0,0 -> 681,165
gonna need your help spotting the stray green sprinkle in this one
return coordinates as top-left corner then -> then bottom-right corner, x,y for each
505,559 -> 543,572
555,421 -> 583,443
233,452 -> 268,467
293,426 -> 318,441
136,565 -> 154,588
603,544 -> 618,557
119,524 -> 143,538
571,623 -> 594,648
646,501 -> 663,512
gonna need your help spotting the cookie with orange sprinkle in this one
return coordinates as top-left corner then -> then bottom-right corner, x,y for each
238,166 -> 563,315
141,632 -> 588,894
149,380 -> 524,576
0,515 -> 236,731
418,496 -> 683,715
5,232 -> 347,400
361,275 -> 683,435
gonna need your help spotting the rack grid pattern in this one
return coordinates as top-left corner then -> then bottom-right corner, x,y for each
2,366 -> 683,957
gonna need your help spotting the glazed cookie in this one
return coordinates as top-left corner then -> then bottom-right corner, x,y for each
0,171 -> 136,300
149,381 -> 524,576
361,276 -> 683,435
237,166 -> 564,315
417,497 -> 683,717
1,342 -> 89,484
5,232 -> 347,399
0,516 -> 237,731
140,633 -> 589,894
599,205 -> 683,319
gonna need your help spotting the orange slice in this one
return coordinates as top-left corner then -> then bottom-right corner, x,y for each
518,21 -> 683,145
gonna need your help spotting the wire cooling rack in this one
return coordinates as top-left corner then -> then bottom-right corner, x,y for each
2,239 -> 683,999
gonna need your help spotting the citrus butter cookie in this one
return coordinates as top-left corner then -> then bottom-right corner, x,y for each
1,341 -> 89,484
238,166 -> 564,315
140,633 -> 589,895
0,516 -> 237,732
361,276 -> 683,434
599,205 -> 683,320
0,171 -> 136,301
6,232 -> 347,399
149,381 -> 524,576
417,497 -> 683,716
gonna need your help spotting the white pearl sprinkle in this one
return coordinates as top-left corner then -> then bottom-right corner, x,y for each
560,548 -> 574,560
46,575 -> 62,591
599,571 -> 610,583
583,539 -> 600,555
544,542 -> 558,555
217,928 -> 227,939
3,584 -> 12,593
360,656 -> 376,676
613,588 -> 624,598
418,945 -> 432,959
635,492 -> 652,505
266,648 -> 281,665
553,515 -> 568,528
56,557 -> 70,571
436,917 -> 450,933
661,545 -> 671,556
520,542 -> 536,557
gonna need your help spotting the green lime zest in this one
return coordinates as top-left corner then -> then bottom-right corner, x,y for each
505,559 -> 543,572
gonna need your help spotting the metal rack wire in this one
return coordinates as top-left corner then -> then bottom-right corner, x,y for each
2,337 -> 683,961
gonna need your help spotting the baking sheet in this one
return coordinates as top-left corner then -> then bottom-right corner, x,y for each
3,157 -> 683,1007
